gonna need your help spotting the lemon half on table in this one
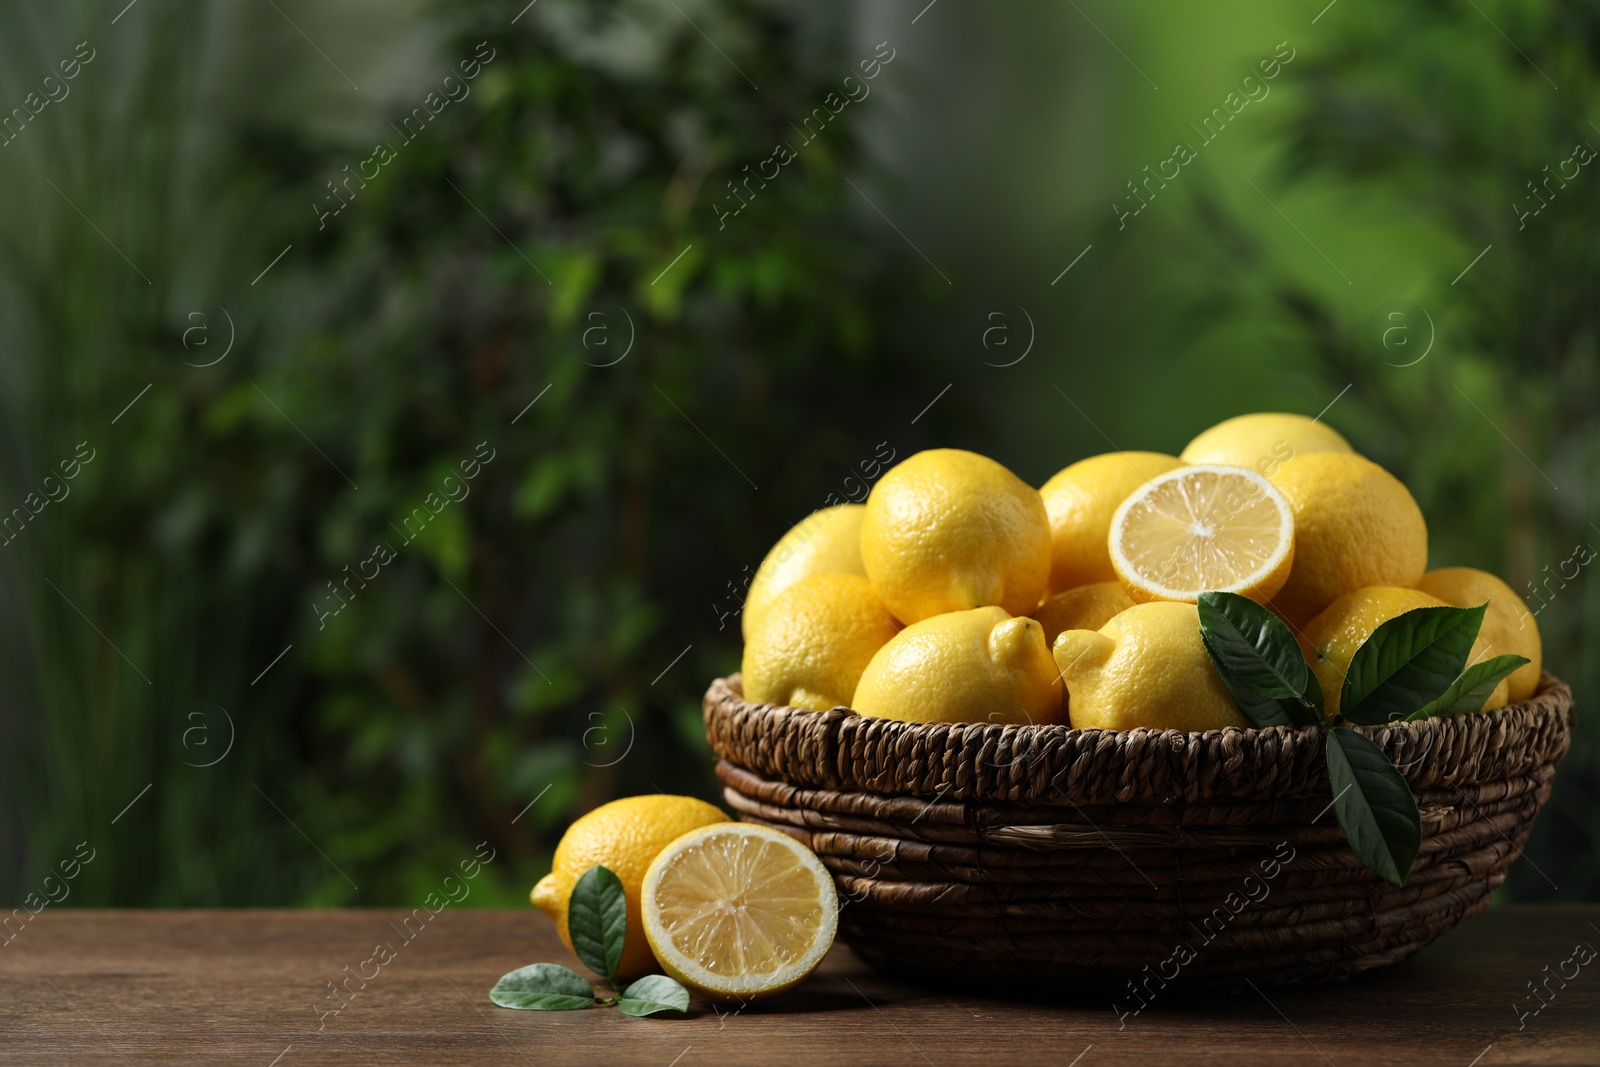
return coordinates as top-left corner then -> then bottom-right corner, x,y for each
641,822 -> 838,1003
1109,464 -> 1294,605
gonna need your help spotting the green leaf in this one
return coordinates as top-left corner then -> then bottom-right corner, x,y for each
569,865 -> 628,979
1210,642 -> 1324,728
1407,655 -> 1530,721
489,964 -> 596,1010
616,974 -> 691,1017
1341,603 -> 1487,725
1198,614 -> 1322,729
513,457 -> 573,521
1324,726 -> 1421,885
1204,635 -> 1299,727
1197,592 -> 1308,699
1300,667 -> 1325,720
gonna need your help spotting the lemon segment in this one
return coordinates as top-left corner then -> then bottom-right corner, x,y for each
642,823 -> 838,1003
1109,465 -> 1294,605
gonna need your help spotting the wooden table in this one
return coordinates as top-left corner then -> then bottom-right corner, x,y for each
2,907 -> 1596,1065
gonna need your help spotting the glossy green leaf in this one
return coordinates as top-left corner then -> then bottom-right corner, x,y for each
616,974 -> 691,1017
1341,604 -> 1486,725
489,964 -> 596,1010
1197,592 -> 1308,699
1199,620 -> 1322,729
1407,655 -> 1530,720
1324,726 -> 1420,885
1204,635 -> 1300,727
1300,666 -> 1325,722
568,865 -> 628,979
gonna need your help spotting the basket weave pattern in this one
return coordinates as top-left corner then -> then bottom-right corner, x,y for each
703,673 -> 1574,990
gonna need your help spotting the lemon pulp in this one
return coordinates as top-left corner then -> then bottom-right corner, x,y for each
642,823 -> 837,1001
1110,464 -> 1293,604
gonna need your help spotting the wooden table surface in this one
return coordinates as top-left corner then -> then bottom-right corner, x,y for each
2,906 -> 1596,1065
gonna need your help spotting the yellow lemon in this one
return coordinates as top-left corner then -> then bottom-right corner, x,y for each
741,504 -> 866,641
1180,412 -> 1353,469
1052,601 -> 1248,732
852,605 -> 1064,725
530,795 -> 730,980
1416,567 -> 1542,703
642,822 -> 838,1003
1267,453 -> 1428,626
741,574 -> 900,711
1039,452 -> 1184,593
861,449 -> 1051,624
1034,581 -> 1135,646
1300,586 -> 1508,721
1108,465 -> 1295,605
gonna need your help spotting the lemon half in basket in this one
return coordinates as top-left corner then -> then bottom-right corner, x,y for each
1109,464 -> 1294,605
641,822 -> 838,1003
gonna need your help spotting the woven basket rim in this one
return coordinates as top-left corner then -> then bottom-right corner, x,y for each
703,672 -> 1574,806
712,671 -> 1568,742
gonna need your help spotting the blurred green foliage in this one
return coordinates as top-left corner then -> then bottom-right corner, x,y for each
0,0 -> 1593,908
0,0 -> 932,906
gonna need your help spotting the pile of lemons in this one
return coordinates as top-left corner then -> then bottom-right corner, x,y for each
741,412 -> 1543,731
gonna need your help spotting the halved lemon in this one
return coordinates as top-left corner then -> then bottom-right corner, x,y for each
1108,464 -> 1294,604
641,822 -> 838,1003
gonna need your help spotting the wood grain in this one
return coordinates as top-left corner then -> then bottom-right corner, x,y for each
0,906 -> 1595,1065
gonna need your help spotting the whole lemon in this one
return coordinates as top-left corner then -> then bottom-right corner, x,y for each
1300,586 -> 1508,721
741,504 -> 866,641
852,606 -> 1064,725
861,449 -> 1051,624
1034,581 -> 1135,646
1180,412 -> 1352,470
1039,452 -> 1184,593
1052,601 -> 1248,732
741,573 -> 901,711
1267,452 -> 1429,625
530,795 -> 730,980
1416,567 -> 1542,703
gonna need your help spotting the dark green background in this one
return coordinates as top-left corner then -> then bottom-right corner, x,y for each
1,0 -> 1593,908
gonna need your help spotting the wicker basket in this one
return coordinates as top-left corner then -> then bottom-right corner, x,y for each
703,672 -> 1574,993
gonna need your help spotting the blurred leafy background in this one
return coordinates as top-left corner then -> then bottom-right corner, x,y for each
0,0 -> 1593,908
